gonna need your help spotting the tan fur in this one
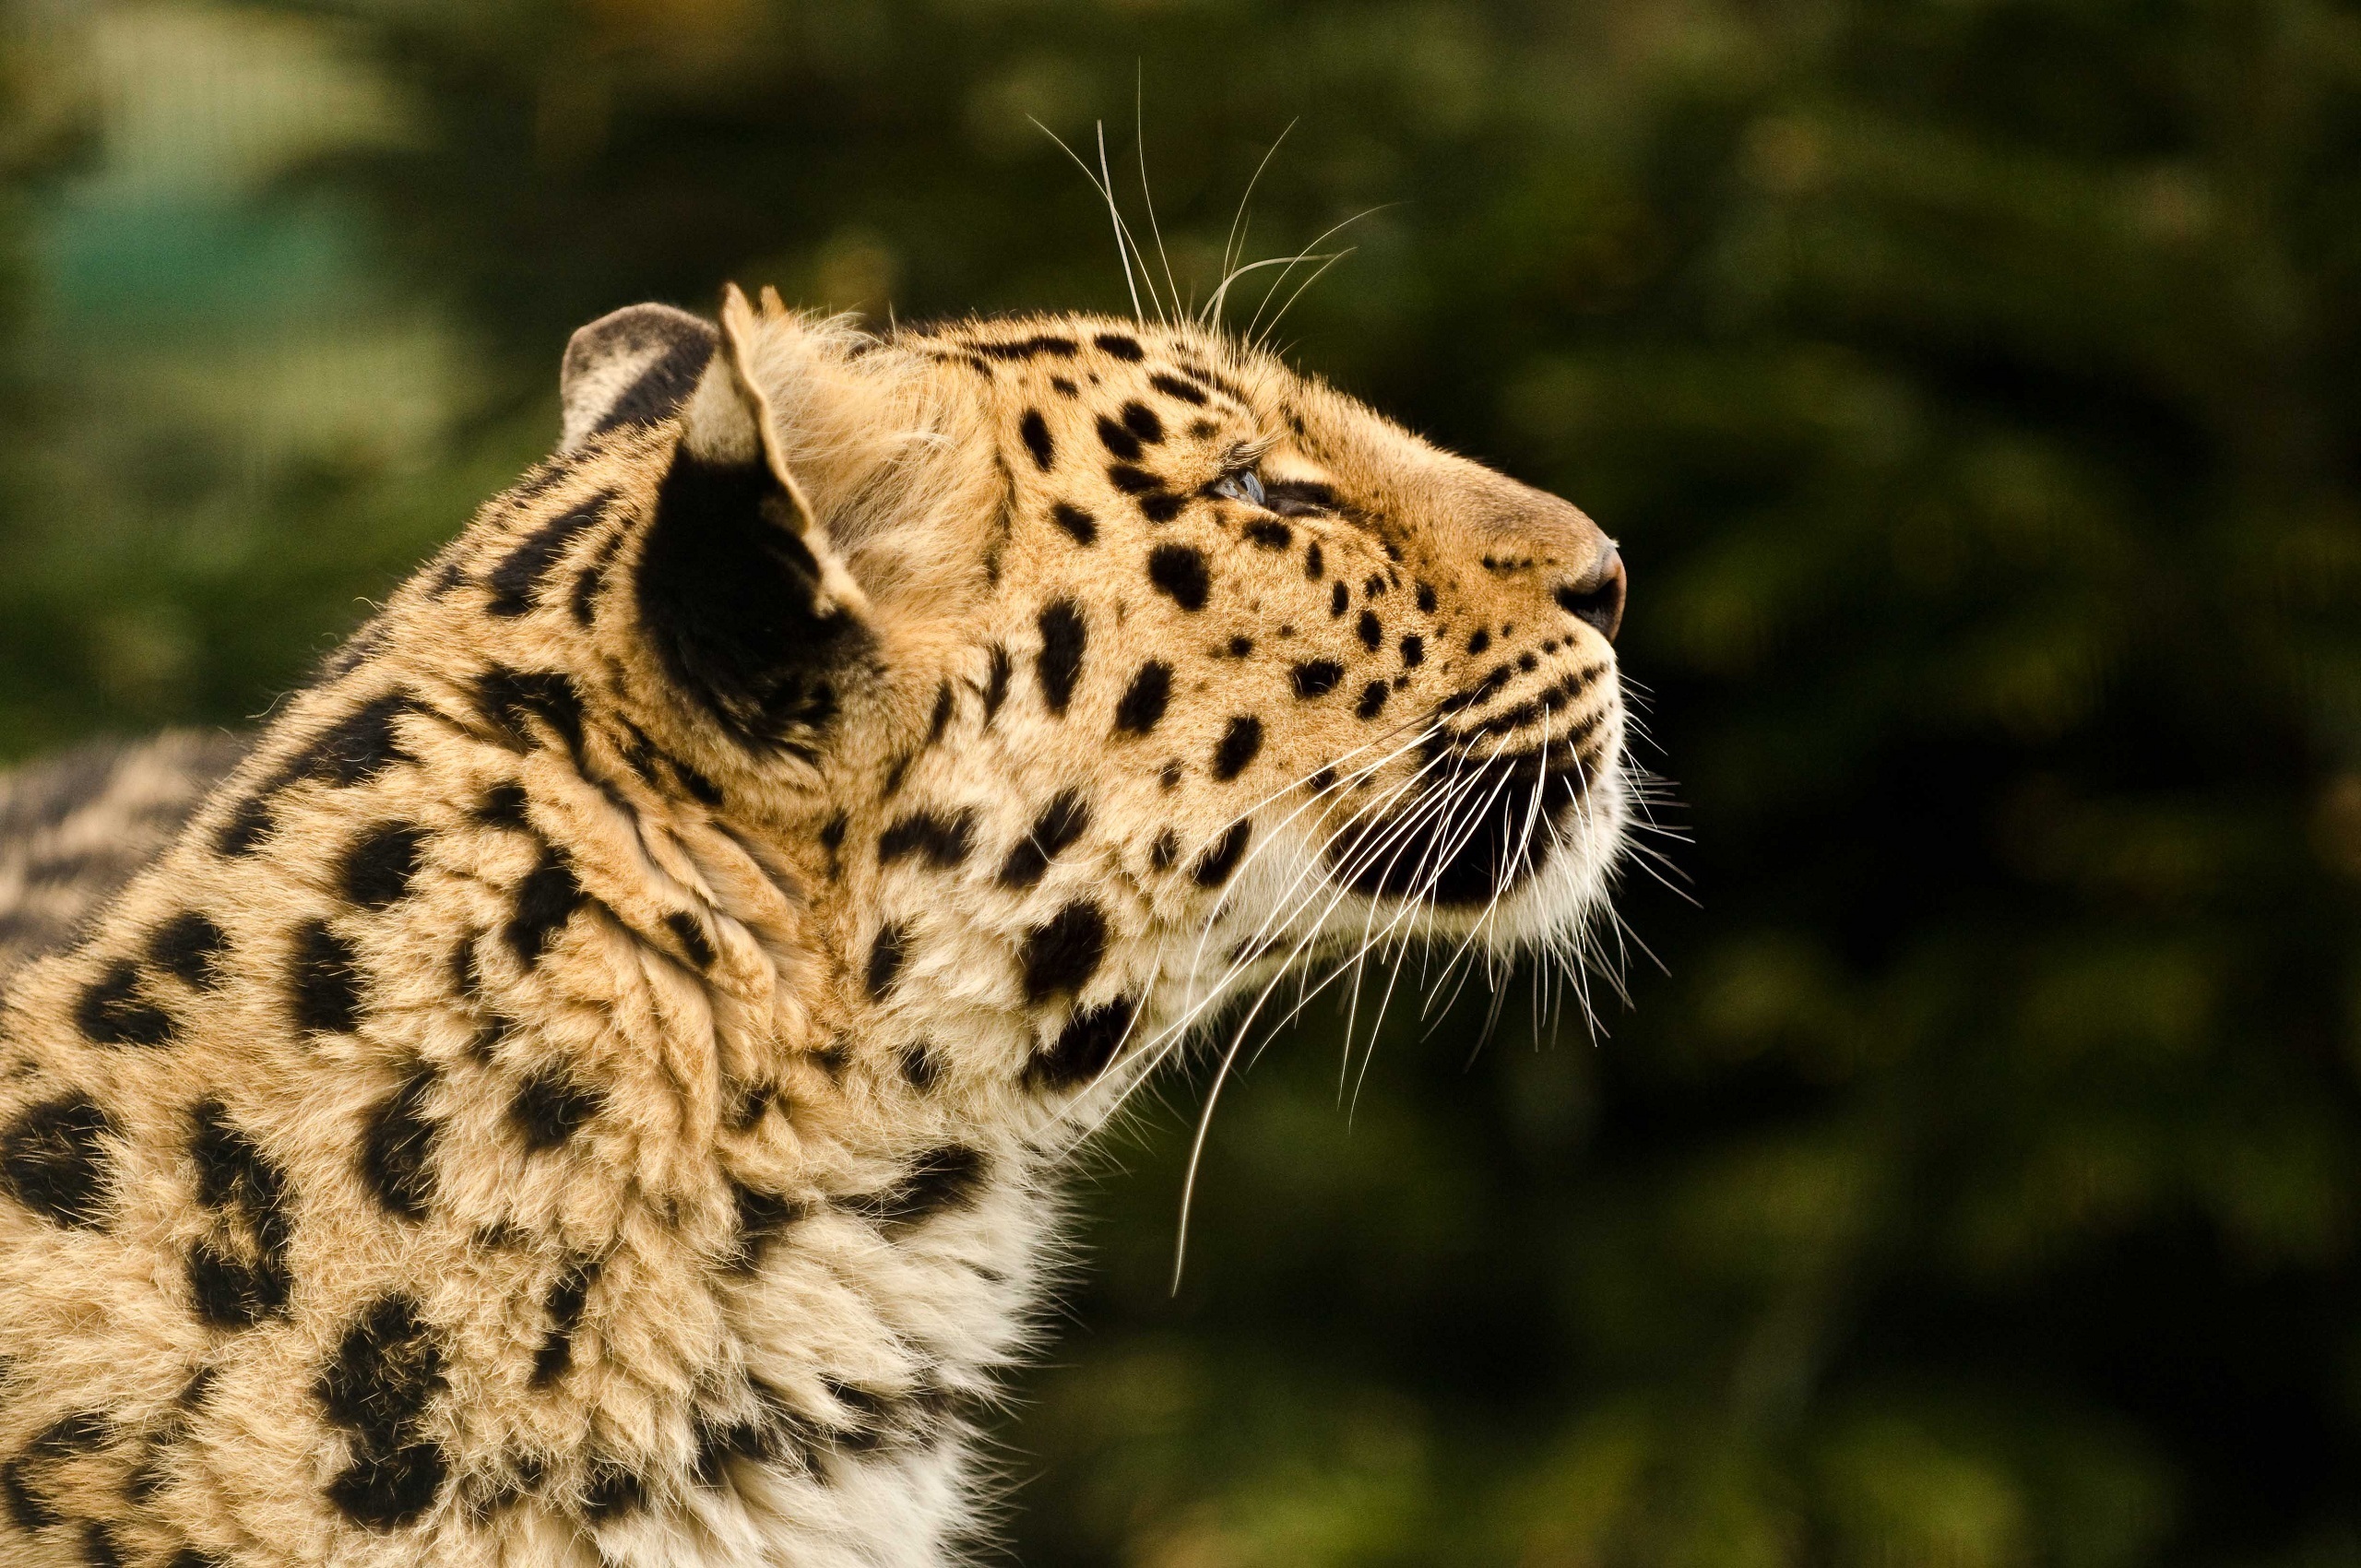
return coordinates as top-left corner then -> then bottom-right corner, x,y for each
0,299 -> 1628,1566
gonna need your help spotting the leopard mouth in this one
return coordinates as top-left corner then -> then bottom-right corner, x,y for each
1323,658 -> 1623,911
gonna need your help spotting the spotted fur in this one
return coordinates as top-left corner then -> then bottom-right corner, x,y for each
0,288 -> 1629,1565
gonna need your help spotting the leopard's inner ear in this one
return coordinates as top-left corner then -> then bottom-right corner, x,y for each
559,303 -> 718,453
630,286 -> 872,758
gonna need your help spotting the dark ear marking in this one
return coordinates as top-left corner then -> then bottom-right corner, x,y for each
635,446 -> 867,754
634,285 -> 872,755
560,303 -> 718,451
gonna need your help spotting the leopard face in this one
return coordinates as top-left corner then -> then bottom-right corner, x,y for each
771,306 -> 1630,1100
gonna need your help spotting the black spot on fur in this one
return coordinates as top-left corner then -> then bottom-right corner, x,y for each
635,448 -> 867,754
675,758 -> 725,807
1305,541 -> 1324,579
982,645 -> 1014,721
285,691 -> 419,790
1244,519 -> 1292,550
291,920 -> 363,1036
77,960 -> 173,1047
582,1463 -> 647,1519
187,1100 -> 294,1325
451,935 -> 481,1000
859,1145 -> 989,1230
1467,628 -> 1492,655
1093,332 -> 1145,360
1228,636 -> 1255,658
360,1066 -> 438,1221
999,790 -> 1090,889
1416,581 -> 1438,612
1019,410 -> 1055,470
867,922 -> 910,998
529,1265 -> 593,1388
479,780 -> 530,829
1212,717 -> 1264,780
819,814 -> 848,876
487,493 -> 611,616
665,911 -> 717,968
215,794 -> 274,857
731,1184 -> 803,1273
1140,492 -> 1186,523
570,528 -> 629,626
901,1039 -> 942,1090
510,1068 -> 601,1151
926,680 -> 956,746
1357,681 -> 1391,719
1401,634 -> 1426,668
879,809 -> 976,870
187,1241 -> 291,1329
1049,502 -> 1097,545
1114,661 -> 1173,736
1291,660 -> 1345,699
1331,581 -> 1350,616
1149,372 -> 1207,405
149,912 -> 229,991
2,1412 -> 109,1529
1147,544 -> 1210,612
1192,821 -> 1253,888
1096,413 -> 1142,462
1020,901 -> 1107,1002
342,823 -> 427,911
1307,766 -> 1337,795
505,846 -> 582,967
317,1295 -> 448,1528
1,1094 -> 114,1229
1149,830 -> 1180,871
83,1523 -> 123,1568
1037,600 -> 1087,715
973,334 -> 1079,361
1107,462 -> 1158,493
1358,610 -> 1383,650
475,666 -> 586,759
1121,401 -> 1165,443
1027,995 -> 1137,1090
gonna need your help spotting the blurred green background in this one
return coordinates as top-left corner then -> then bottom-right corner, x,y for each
5,0 -> 2360,1561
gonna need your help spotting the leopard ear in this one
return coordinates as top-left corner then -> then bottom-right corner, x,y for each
631,285 -> 873,756
558,303 -> 718,453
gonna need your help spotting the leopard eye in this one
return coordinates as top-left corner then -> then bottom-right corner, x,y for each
1209,469 -> 1267,508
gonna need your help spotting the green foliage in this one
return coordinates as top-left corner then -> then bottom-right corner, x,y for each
6,0 -> 2361,1560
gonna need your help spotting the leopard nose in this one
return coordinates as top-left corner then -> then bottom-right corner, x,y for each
1554,541 -> 1626,642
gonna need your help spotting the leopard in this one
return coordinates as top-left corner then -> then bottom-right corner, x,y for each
0,283 -> 1630,1568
